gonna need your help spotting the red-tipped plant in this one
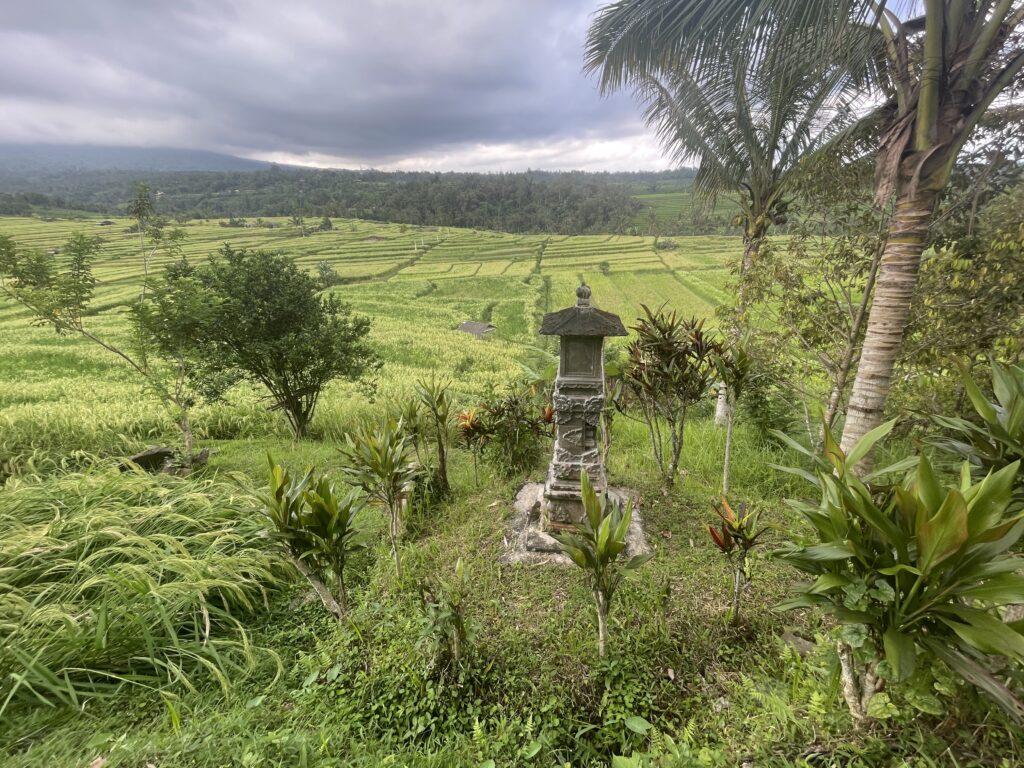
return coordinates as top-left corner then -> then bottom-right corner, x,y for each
707,497 -> 767,625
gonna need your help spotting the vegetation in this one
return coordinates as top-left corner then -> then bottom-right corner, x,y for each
621,306 -> 722,488
706,497 -> 767,626
261,458 -> 366,620
776,422 -> 1024,723
554,472 -> 652,657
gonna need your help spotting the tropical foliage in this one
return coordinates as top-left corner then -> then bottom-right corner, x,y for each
261,458 -> 366,620
775,422 -> 1024,722
554,472 -> 652,657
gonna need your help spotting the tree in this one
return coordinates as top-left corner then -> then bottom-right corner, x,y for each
194,246 -> 378,438
585,1 -> 1024,466
715,339 -> 751,495
126,183 -> 156,294
0,234 -> 206,463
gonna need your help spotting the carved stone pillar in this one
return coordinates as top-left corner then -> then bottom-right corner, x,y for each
539,282 -> 627,530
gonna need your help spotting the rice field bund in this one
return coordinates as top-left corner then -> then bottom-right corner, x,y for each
0,215 -> 740,460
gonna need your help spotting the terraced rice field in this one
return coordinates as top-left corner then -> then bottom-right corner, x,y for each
0,215 -> 742,455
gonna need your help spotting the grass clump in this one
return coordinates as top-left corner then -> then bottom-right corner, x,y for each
0,461 -> 280,715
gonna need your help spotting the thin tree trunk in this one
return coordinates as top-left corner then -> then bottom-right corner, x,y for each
722,405 -> 734,496
290,554 -> 344,622
595,590 -> 609,657
337,569 -> 348,614
823,242 -> 883,430
179,411 -> 194,466
840,190 -> 938,466
730,565 -> 742,626
389,506 -> 404,581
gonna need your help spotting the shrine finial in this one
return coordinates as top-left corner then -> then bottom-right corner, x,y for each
576,281 -> 591,307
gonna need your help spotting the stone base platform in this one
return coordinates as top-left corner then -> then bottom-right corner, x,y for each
501,482 -> 650,565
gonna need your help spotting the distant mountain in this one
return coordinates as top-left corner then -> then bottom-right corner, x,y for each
0,144 -> 270,174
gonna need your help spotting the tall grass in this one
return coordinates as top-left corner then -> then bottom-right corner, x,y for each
0,461 -> 281,715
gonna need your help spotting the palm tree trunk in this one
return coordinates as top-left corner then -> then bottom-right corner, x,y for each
840,190 -> 938,465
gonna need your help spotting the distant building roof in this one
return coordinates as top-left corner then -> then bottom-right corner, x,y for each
458,320 -> 496,337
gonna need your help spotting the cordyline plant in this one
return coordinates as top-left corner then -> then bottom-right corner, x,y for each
260,457 -> 365,621
419,557 -> 474,669
621,305 -> 722,489
932,360 -> 1024,508
415,374 -> 455,498
554,472 -> 652,657
338,417 -> 419,582
714,339 -> 752,496
774,421 -> 1024,723
707,497 -> 768,626
457,406 -> 488,486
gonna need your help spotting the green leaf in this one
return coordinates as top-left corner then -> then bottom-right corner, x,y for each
916,490 -> 968,572
624,715 -> 652,734
802,542 -> 856,561
808,573 -> 850,594
845,419 -> 897,468
938,607 -> 1024,661
839,623 -> 868,649
866,692 -> 898,719
883,628 -> 916,682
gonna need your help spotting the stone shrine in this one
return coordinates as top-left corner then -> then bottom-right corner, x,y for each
538,282 -> 627,530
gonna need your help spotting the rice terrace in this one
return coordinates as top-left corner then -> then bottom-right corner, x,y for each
1,1 -> 1024,767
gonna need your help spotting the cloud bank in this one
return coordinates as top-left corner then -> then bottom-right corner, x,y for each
0,1 -> 670,171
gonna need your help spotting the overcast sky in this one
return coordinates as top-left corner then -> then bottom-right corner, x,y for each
0,0 -> 672,172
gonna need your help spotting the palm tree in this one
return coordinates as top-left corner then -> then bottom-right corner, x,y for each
629,46 -> 858,309
587,1 -> 1024,464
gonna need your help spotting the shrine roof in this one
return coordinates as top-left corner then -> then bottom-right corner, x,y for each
539,305 -> 627,337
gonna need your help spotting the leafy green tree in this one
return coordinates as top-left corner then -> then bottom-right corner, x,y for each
621,306 -> 722,488
0,234 -> 205,463
586,1 -> 1024,465
776,422 -> 1024,722
554,472 -> 652,657
195,246 -> 379,438
338,417 -> 419,581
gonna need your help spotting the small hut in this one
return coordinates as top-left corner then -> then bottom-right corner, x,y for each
458,320 -> 496,338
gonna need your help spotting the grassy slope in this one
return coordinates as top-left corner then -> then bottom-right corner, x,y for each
0,215 -> 1020,767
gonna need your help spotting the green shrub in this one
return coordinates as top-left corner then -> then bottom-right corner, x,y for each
0,462 -> 279,715
932,360 -> 1024,507
261,457 -> 366,620
480,383 -> 549,478
339,417 -> 419,581
775,422 -> 1024,722
554,472 -> 652,657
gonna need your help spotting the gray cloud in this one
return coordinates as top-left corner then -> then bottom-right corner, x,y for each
0,0 -> 669,170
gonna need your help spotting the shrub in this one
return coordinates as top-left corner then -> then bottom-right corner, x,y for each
775,422 -> 1024,722
339,417 -> 419,581
0,462 -> 278,715
480,383 -> 549,479
418,558 -> 474,669
706,497 -> 768,625
260,457 -> 366,620
621,306 -> 723,488
932,360 -> 1024,507
554,472 -> 652,657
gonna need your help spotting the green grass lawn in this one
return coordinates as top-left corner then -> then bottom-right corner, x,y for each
1,214 -> 1021,767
